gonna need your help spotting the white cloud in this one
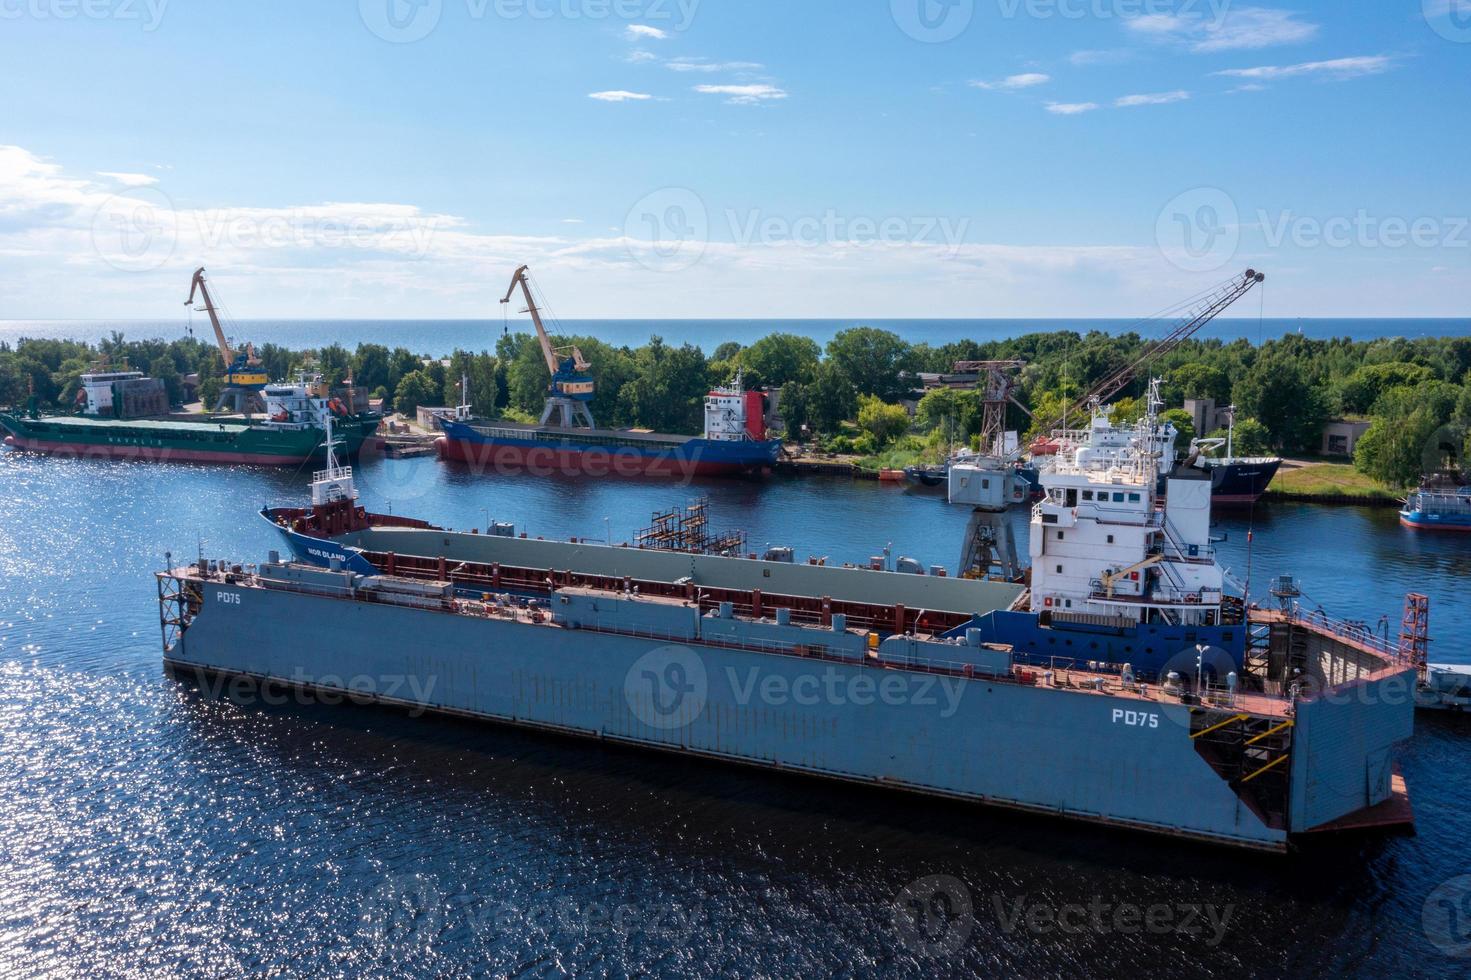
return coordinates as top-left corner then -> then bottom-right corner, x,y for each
971,73 -> 1051,91
1115,90 -> 1191,107
96,171 -> 159,187
1212,55 -> 1392,81
0,144 -> 1455,318
665,58 -> 764,73
1128,6 -> 1317,52
693,83 -> 788,105
625,50 -> 658,63
1228,83 -> 1268,93
588,90 -> 654,102
561,218 -> 583,224
624,24 -> 668,41
1045,102 -> 1100,115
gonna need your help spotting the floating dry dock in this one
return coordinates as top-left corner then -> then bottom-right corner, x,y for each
158,539 -> 1414,852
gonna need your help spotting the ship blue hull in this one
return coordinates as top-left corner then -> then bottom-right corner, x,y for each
1399,510 -> 1471,531
437,418 -> 781,478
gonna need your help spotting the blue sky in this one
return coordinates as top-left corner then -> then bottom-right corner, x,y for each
0,0 -> 1467,318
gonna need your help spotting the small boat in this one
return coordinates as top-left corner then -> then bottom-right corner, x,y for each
902,463 -> 948,488
1401,482 -> 1471,532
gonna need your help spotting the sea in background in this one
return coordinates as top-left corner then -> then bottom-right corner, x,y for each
2,317 -> 1468,355
0,449 -> 1469,976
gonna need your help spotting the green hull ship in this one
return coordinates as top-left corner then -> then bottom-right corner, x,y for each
0,369 -> 380,466
0,412 -> 380,465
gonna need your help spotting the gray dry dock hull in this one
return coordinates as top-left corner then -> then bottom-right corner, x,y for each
161,575 -> 1397,852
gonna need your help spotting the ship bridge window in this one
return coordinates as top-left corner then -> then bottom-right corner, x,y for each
1082,491 -> 1094,501
1113,492 -> 1125,502
1129,493 -> 1141,502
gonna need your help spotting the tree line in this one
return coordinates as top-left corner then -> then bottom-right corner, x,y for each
3,327 -> 1468,487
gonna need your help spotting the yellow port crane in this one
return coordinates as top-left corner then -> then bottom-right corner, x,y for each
500,265 -> 595,428
186,267 -> 269,392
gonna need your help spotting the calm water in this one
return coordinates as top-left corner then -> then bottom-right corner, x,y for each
2,317 -> 1468,355
1,448 -> 1469,976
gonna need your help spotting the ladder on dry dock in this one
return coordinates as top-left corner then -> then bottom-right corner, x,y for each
1189,708 -> 1295,830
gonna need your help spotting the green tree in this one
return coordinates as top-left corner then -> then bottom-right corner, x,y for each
1233,356 -> 1328,452
352,343 -> 393,394
807,362 -> 858,434
617,337 -> 709,433
740,333 -> 820,388
825,327 -> 915,401
149,356 -> 183,406
1338,362 -> 1436,414
1167,363 -> 1232,405
1204,417 -> 1270,456
1354,383 -> 1460,486
856,395 -> 911,446
198,377 -> 222,412
777,381 -> 809,439
914,387 -> 980,438
392,369 -> 439,417
1160,408 -> 1196,450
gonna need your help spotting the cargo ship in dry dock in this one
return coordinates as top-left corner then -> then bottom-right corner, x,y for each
158,396 -> 1420,852
435,266 -> 781,478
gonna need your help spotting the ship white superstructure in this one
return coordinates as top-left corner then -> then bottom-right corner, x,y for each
1029,381 -> 1227,626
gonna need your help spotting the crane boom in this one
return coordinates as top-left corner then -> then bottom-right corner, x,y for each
1047,269 -> 1265,438
185,266 -> 267,393
186,266 -> 235,366
499,264 -> 596,428
501,264 -> 560,376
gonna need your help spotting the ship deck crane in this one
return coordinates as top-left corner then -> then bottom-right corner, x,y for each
1047,268 -> 1266,438
500,265 -> 595,429
186,267 -> 268,413
951,269 -> 1266,582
